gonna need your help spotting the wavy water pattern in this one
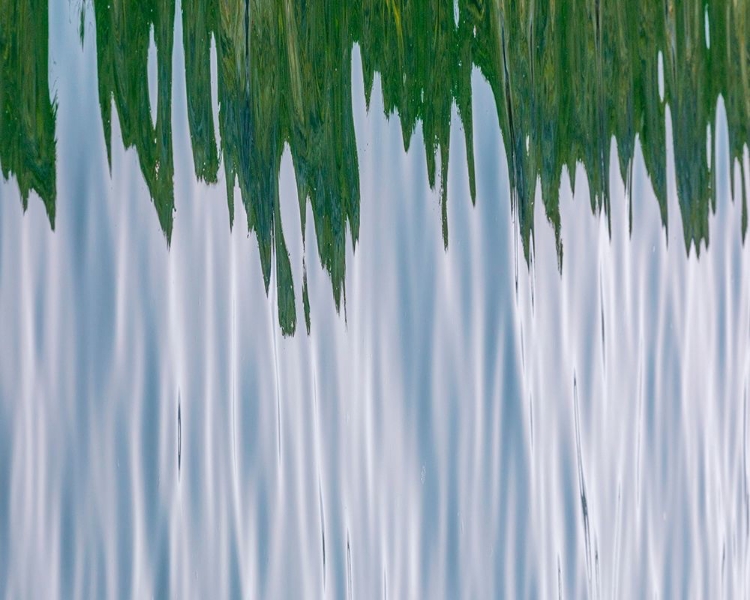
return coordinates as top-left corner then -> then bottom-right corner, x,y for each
0,0 -> 749,598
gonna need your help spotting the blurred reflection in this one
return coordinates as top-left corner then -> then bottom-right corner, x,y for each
92,0 -> 176,239
2,0 -> 749,333
0,0 -> 56,227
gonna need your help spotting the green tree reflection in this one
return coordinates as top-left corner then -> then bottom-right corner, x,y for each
0,0 -> 56,227
2,0 -> 749,334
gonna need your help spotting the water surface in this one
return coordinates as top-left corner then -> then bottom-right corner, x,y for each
1,0 -> 750,597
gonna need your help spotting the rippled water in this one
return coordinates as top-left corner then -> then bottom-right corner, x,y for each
2,0 -> 750,597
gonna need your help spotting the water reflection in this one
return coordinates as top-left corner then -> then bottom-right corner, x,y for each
2,2 -> 750,598
2,0 -> 750,334
92,0 -> 176,238
0,0 -> 56,227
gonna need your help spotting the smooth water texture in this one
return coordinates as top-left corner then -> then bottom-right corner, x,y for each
1,0 -> 750,597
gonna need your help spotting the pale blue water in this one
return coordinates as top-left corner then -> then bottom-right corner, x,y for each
1,2 -> 750,598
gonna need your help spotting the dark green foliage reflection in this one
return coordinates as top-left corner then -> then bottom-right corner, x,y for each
0,0 -> 56,227
1,0 -> 749,334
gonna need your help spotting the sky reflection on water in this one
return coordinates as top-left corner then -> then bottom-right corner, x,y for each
0,0 -> 749,597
